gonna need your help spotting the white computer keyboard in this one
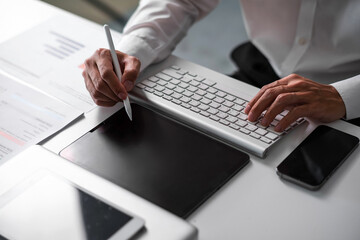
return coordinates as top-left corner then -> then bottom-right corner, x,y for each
132,64 -> 304,158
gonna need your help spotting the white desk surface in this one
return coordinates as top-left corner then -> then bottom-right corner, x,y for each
2,1 -> 360,239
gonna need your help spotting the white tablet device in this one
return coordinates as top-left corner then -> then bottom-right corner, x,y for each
0,172 -> 145,240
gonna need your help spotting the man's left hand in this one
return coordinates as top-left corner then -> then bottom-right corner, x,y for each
244,74 -> 346,132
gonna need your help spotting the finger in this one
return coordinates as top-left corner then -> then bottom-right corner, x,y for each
260,91 -> 309,126
247,84 -> 289,122
120,55 -> 141,91
83,70 -> 117,106
275,105 -> 309,132
85,59 -> 120,102
245,78 -> 291,114
94,49 -> 128,100
245,74 -> 302,115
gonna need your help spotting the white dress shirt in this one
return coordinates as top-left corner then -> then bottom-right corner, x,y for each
116,0 -> 360,120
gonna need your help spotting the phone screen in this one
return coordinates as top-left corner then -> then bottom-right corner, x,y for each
276,125 -> 359,190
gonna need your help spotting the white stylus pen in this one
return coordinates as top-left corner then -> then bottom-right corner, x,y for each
104,24 -> 133,121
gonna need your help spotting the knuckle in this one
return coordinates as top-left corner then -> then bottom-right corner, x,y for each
99,48 -> 110,58
84,58 -> 92,67
289,73 -> 300,79
93,79 -> 105,92
100,68 -> 113,80
263,88 -> 277,98
275,93 -> 290,103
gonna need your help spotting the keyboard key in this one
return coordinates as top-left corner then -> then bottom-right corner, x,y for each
240,128 -> 250,135
204,93 -> 216,100
233,104 -> 243,112
174,87 -> 185,93
166,83 -> 176,90
245,124 -> 257,131
142,80 -> 157,88
190,80 -> 201,87
180,96 -> 191,103
275,114 -> 284,121
216,112 -> 228,119
196,89 -> 207,96
181,75 -> 193,83
225,95 -> 236,101
228,109 -> 239,117
171,92 -> 182,99
189,100 -> 201,107
190,106 -> 201,113
183,90 -> 193,97
170,65 -> 180,70
223,100 -> 234,108
148,76 -> 160,82
200,98 -> 212,105
198,84 -> 209,90
195,75 -> 206,81
235,119 -> 247,127
179,82 -> 189,89
162,69 -> 182,79
210,115 -> 220,121
163,89 -> 174,95
234,98 -> 245,105
200,111 -> 210,117
136,83 -> 146,89
207,107 -> 218,115
157,80 -> 168,86
202,78 -> 216,86
170,79 -> 181,85
171,99 -> 181,105
154,91 -> 163,97
213,96 -> 225,104
238,113 -> 247,120
207,87 -> 217,94
192,94 -> 202,101
144,87 -> 154,93
154,85 -> 165,92
187,85 -> 197,92
156,73 -> 172,81
163,95 -> 173,101
177,69 -> 188,75
230,123 -> 240,130
219,119 -> 230,126
226,116 -> 237,123
265,132 -> 278,141
181,102 -> 191,109
260,137 -> 272,144
198,104 -> 209,111
250,132 -> 261,139
255,128 -> 267,136
216,91 -> 226,98
209,101 -> 221,109
219,105 -> 230,113
187,71 -> 197,77
270,119 -> 279,126
266,126 -> 283,135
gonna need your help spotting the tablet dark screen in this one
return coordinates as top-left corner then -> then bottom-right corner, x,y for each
61,104 -> 249,218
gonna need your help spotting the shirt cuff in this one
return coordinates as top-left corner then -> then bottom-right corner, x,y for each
331,74 -> 360,120
115,33 -> 157,72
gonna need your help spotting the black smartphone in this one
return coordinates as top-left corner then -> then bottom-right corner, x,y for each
276,125 -> 359,190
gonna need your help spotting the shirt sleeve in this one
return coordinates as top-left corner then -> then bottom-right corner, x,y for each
331,74 -> 360,120
115,0 -> 219,71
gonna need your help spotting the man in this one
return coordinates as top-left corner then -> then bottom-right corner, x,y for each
82,0 -> 360,132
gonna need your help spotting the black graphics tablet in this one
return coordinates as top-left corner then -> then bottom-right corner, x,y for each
61,104 -> 249,218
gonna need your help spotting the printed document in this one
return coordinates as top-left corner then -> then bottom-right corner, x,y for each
0,73 -> 82,164
0,16 -> 114,112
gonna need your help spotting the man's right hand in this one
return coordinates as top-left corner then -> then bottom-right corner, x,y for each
82,48 -> 141,106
